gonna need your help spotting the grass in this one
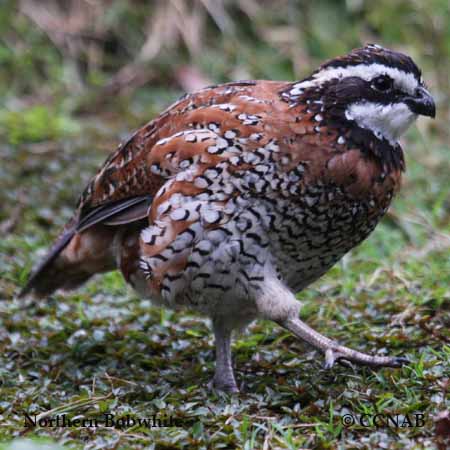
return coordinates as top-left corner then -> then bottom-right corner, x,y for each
0,2 -> 449,447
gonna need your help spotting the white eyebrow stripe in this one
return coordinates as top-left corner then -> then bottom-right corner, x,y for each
293,63 -> 419,95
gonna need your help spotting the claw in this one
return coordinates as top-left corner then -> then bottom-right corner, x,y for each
324,349 -> 354,370
386,356 -> 410,367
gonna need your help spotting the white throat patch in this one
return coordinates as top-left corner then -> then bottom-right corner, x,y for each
345,101 -> 417,144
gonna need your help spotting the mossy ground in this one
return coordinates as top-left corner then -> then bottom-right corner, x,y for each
0,2 -> 449,449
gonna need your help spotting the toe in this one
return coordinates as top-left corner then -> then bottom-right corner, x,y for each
323,348 -> 338,369
337,358 -> 355,369
388,356 -> 410,367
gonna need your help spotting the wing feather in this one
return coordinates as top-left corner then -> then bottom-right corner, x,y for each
77,196 -> 152,232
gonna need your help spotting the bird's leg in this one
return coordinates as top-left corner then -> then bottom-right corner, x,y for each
279,314 -> 408,369
211,319 -> 239,393
256,276 -> 408,369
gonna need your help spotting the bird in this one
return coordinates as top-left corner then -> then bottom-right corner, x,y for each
20,44 -> 435,393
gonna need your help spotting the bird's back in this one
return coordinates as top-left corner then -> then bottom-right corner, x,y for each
21,78 -> 401,301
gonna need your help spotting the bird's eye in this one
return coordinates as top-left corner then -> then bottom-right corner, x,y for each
372,75 -> 393,92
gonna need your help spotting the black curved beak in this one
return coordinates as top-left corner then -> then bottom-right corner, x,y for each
405,86 -> 436,118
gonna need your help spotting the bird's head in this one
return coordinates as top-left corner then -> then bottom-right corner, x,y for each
290,44 -> 435,145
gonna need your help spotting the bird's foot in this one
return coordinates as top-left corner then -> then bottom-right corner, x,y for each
209,372 -> 239,394
323,347 -> 409,370
279,316 -> 409,370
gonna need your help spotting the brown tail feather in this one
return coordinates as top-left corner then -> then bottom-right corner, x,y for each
19,224 -> 119,298
19,225 -> 77,297
19,196 -> 152,298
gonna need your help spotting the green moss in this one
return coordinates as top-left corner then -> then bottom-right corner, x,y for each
0,106 -> 80,145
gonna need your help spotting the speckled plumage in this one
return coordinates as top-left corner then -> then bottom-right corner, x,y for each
81,78 -> 401,302
21,45 -> 435,392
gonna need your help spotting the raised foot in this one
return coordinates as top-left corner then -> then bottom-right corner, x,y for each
324,348 -> 409,370
279,316 -> 410,371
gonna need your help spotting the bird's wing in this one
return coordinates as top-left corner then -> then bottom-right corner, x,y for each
74,80 -> 291,229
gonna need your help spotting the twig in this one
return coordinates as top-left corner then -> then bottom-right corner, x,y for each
35,393 -> 112,421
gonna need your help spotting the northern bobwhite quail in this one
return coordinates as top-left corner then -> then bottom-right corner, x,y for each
21,44 -> 435,393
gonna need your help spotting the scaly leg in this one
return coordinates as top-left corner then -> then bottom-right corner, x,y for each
279,315 -> 408,368
211,319 -> 239,393
255,275 -> 409,369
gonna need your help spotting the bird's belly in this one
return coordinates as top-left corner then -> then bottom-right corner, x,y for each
128,266 -> 259,323
259,193 -> 385,292
127,187 -> 388,312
